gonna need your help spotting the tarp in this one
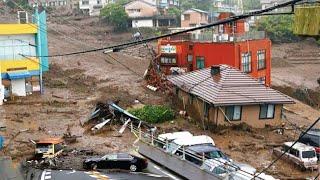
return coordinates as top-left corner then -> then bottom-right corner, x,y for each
7,71 -> 31,80
109,103 -> 140,121
294,6 -> 320,36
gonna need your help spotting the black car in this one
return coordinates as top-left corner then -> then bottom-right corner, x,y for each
83,153 -> 148,171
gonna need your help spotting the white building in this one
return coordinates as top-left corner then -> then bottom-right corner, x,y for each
79,0 -> 113,16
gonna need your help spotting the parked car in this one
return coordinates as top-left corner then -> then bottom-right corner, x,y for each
167,135 -> 215,155
273,142 -> 318,170
83,153 -> 148,171
298,129 -> 320,159
201,159 -> 276,180
185,144 -> 231,165
156,131 -> 193,149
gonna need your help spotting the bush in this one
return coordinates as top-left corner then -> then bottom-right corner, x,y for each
255,15 -> 300,43
129,105 -> 175,123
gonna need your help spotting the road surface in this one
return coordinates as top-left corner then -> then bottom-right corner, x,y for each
37,169 -> 171,180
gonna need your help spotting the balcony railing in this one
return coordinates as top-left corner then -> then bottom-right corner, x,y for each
191,31 -> 266,42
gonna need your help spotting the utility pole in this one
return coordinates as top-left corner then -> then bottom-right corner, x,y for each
0,61 -> 3,105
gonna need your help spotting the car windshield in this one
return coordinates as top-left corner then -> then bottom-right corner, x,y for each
167,143 -> 180,154
206,150 -> 226,159
212,166 -> 227,175
302,151 -> 316,158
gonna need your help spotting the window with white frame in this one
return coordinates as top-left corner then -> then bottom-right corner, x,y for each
225,106 -> 242,121
257,50 -> 266,70
241,52 -> 251,73
259,104 -> 275,119
160,56 -> 176,64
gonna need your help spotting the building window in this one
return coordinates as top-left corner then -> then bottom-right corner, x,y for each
188,44 -> 193,50
0,39 -> 36,60
257,50 -> 266,70
160,56 -> 176,64
187,54 -> 193,62
97,0 -> 100,4
259,104 -> 275,119
196,56 -> 205,69
82,0 -> 89,5
184,14 -> 190,21
225,106 -> 242,121
241,52 -> 251,73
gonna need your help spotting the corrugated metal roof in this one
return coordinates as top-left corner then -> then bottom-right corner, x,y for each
168,65 -> 294,106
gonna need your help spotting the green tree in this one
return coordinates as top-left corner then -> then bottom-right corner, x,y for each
180,0 -> 213,11
100,3 -> 128,31
168,7 -> 181,25
256,15 -> 299,43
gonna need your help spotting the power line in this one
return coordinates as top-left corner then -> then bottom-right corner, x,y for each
22,0 -> 304,58
253,117 -> 320,178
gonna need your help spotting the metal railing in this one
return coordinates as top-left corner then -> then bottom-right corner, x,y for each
192,31 -> 266,42
129,122 -> 263,179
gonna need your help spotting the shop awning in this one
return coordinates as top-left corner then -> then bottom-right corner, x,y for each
7,71 -> 31,80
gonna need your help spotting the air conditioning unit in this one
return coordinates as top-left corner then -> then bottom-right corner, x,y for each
18,11 -> 28,24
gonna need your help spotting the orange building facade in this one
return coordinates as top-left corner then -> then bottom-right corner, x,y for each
157,13 -> 271,86
158,38 -> 271,86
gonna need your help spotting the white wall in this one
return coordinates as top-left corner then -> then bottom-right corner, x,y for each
11,79 -> 26,96
132,19 -> 153,28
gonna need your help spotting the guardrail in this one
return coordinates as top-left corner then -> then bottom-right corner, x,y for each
128,122 -> 261,180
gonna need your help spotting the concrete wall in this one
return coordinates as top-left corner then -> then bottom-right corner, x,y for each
132,19 -> 154,28
138,142 -> 220,180
176,89 -> 283,128
181,11 -> 208,27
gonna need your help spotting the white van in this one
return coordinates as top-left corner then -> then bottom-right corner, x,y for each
156,131 -> 193,149
157,131 -> 193,142
167,135 -> 215,155
273,142 -> 318,170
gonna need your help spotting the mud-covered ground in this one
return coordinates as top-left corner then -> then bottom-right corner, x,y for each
0,16 -> 319,179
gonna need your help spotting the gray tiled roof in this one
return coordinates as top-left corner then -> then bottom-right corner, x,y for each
168,65 -> 294,106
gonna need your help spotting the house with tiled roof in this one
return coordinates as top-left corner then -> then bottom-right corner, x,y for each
168,64 -> 294,128
124,0 -> 177,28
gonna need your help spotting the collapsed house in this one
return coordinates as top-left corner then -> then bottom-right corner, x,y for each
168,64 -> 295,128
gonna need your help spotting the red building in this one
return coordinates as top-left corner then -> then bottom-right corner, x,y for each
157,13 -> 271,86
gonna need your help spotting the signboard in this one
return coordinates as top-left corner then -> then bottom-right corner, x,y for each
160,44 -> 176,54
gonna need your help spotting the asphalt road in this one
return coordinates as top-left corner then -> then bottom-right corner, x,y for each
145,161 -> 183,180
38,169 -> 171,180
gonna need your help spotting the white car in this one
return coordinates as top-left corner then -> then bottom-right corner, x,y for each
201,159 -> 276,180
273,142 -> 318,170
156,131 -> 193,149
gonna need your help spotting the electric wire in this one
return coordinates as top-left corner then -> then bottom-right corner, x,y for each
20,0 -> 304,58
9,0 -> 145,76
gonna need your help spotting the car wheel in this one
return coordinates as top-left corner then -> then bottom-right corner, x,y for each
129,164 -> 138,172
91,163 -> 98,170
